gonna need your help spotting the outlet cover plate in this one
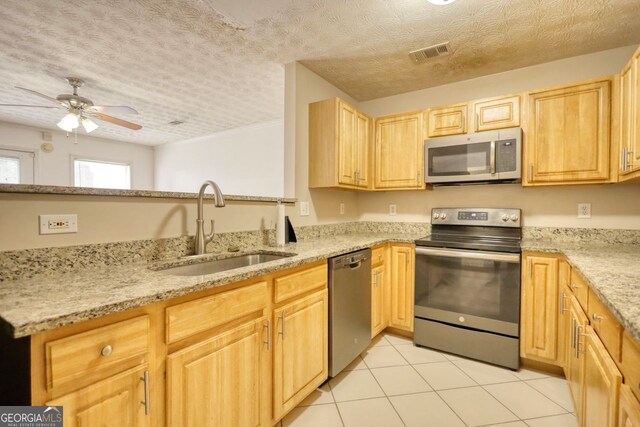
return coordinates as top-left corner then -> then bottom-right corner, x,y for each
39,214 -> 78,234
578,203 -> 592,219
389,204 -> 397,216
339,203 -> 345,215
299,201 -> 310,216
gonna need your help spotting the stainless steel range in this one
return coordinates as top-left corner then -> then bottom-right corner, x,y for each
414,207 -> 522,369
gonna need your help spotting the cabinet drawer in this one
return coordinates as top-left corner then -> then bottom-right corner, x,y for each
587,289 -> 623,362
46,316 -> 149,390
622,333 -> 640,402
569,269 -> 589,311
274,263 -> 327,304
166,281 -> 267,344
371,245 -> 386,267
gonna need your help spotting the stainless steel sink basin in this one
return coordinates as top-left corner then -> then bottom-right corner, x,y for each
158,253 -> 294,276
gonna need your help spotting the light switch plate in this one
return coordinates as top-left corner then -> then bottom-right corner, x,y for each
339,203 -> 345,215
577,203 -> 591,219
299,201 -> 310,216
39,214 -> 78,234
389,204 -> 397,216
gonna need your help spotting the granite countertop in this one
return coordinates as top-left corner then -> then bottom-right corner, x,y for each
0,233 -> 421,338
522,239 -> 640,343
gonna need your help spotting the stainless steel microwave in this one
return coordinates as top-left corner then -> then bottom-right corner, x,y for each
425,127 -> 522,185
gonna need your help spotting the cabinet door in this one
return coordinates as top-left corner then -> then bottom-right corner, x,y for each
521,255 -> 559,363
371,264 -> 386,338
338,101 -> 358,186
166,317 -> 269,427
473,95 -> 520,132
47,365 -> 150,427
355,112 -> 370,188
620,58 -> 635,178
426,104 -> 467,137
558,260 -> 572,371
619,384 -> 640,427
583,325 -> 622,427
567,296 -> 588,419
526,79 -> 611,184
273,289 -> 328,420
631,47 -> 640,172
374,113 -> 424,189
389,244 -> 414,331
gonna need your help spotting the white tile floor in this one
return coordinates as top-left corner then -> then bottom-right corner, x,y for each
280,332 -> 578,427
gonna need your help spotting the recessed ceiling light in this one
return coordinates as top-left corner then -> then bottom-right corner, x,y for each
427,0 -> 457,5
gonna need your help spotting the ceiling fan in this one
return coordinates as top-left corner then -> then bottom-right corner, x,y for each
0,77 -> 142,133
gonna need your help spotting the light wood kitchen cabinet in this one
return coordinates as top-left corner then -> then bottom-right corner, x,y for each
47,365 -> 150,427
309,97 -> 370,189
371,263 -> 386,338
272,289 -> 328,420
588,288 -> 623,362
621,332 -> 640,402
524,78 -> 612,185
426,103 -> 467,137
567,295 -> 589,417
520,255 -> 559,364
619,45 -> 640,181
583,325 -> 622,427
472,95 -> 521,132
558,260 -> 572,370
166,317 -> 269,427
388,244 -> 415,332
619,385 -> 640,427
374,112 -> 425,189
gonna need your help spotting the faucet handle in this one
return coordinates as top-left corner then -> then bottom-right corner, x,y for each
205,219 -> 215,244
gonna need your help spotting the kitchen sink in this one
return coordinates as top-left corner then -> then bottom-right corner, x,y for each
158,252 -> 295,276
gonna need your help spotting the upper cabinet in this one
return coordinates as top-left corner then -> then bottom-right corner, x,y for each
524,78 -> 612,186
374,112 -> 425,190
309,98 -> 370,190
472,95 -> 521,132
426,103 -> 467,137
619,45 -> 640,181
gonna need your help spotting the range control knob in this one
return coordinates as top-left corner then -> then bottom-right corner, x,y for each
433,213 -> 440,219
440,213 -> 447,220
510,214 -> 519,222
501,214 -> 509,222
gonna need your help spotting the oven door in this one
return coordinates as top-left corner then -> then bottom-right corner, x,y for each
414,246 -> 521,337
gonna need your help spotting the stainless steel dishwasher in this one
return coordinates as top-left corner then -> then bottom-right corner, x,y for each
328,248 -> 372,377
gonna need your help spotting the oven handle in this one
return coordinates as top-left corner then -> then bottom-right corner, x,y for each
415,247 -> 520,263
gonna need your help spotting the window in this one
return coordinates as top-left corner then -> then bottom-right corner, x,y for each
0,148 -> 35,184
73,158 -> 131,189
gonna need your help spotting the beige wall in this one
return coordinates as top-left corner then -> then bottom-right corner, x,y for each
356,45 -> 640,230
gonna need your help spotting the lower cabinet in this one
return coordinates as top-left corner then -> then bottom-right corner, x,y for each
272,289 -> 329,420
583,325 -> 622,427
371,263 -> 386,338
557,260 -> 572,370
566,295 -> 589,416
619,384 -> 640,427
166,318 -> 269,427
388,244 -> 415,332
47,365 -> 150,427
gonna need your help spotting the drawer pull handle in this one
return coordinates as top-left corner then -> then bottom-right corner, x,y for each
140,370 -> 150,415
101,345 -> 113,357
264,319 -> 272,351
592,313 -> 603,321
571,284 -> 579,290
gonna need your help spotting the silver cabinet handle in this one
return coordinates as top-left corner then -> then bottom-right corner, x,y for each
264,319 -> 272,350
101,344 -> 113,357
279,312 -> 286,340
622,147 -> 628,171
490,140 -> 496,174
140,370 -> 150,415
592,313 -> 603,322
570,318 -> 576,352
529,163 -> 533,181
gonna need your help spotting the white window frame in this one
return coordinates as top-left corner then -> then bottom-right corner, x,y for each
70,155 -> 134,189
0,144 -> 38,184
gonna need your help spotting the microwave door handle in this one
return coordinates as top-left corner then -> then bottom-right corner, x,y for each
490,140 -> 496,174
415,247 -> 520,263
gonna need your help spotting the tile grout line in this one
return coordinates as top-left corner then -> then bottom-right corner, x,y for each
325,380 -> 347,427
364,357 -> 408,427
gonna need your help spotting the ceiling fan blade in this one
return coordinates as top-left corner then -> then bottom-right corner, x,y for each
88,105 -> 139,115
89,112 -> 142,130
15,86 -> 65,106
0,104 -> 59,108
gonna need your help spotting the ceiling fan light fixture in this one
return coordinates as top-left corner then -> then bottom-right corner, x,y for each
82,116 -> 98,133
57,112 -> 80,132
427,0 -> 457,4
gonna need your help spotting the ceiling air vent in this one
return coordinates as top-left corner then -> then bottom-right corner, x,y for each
409,42 -> 451,64
168,120 -> 185,126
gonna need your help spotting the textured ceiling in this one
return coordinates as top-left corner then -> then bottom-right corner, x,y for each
0,0 -> 639,145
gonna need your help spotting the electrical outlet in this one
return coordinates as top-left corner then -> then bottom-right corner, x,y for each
39,214 -> 78,234
299,201 -> 310,216
578,203 -> 592,219
389,204 -> 397,216
339,203 -> 345,215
